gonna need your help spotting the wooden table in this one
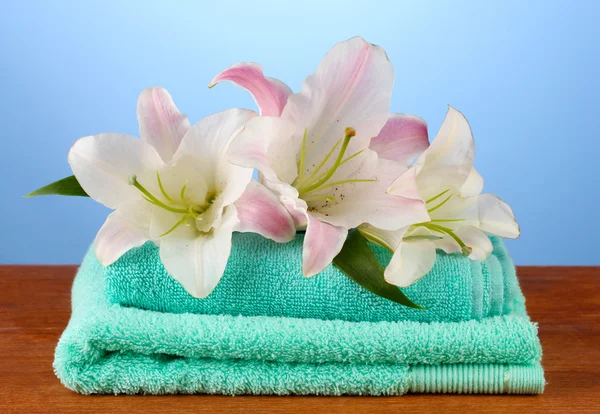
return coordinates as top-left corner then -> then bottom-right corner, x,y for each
0,266 -> 598,413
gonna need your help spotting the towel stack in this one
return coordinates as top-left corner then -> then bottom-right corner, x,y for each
54,233 -> 544,395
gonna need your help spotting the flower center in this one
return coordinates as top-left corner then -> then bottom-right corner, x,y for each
293,127 -> 376,202
128,172 -> 216,237
409,189 -> 472,256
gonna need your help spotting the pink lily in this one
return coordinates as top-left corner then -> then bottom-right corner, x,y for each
212,37 -> 430,277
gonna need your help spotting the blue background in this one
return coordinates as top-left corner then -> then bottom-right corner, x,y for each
1,1 -> 598,265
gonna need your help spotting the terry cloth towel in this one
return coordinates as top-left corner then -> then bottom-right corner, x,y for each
54,249 -> 545,395
105,233 -> 523,323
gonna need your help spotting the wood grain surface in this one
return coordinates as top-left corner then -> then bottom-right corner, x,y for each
0,265 -> 598,413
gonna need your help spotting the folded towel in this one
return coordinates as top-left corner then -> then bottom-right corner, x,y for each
106,233 -> 524,323
54,248 -> 544,395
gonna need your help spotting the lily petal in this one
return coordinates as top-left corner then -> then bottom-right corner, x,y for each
416,106 -> 475,191
448,192 -> 520,240
358,224 -> 403,252
459,226 -> 494,260
234,180 -> 295,243
68,133 -> 164,209
263,180 -> 309,229
302,215 -> 348,277
94,202 -> 152,266
434,225 -> 494,261
282,36 -> 394,173
476,194 -> 520,238
314,152 -> 429,231
175,108 -> 256,206
460,167 -> 484,197
227,116 -> 301,185
209,63 -> 292,116
369,113 -> 429,165
137,87 -> 191,163
159,205 -> 239,298
384,232 -> 437,287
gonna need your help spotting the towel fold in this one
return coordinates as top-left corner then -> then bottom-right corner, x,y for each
105,233 -> 524,323
54,247 -> 544,395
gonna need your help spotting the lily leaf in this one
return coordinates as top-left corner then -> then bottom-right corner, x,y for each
333,230 -> 424,309
25,175 -> 89,198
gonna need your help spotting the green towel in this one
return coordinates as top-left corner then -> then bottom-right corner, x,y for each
106,233 -> 524,323
54,248 -> 544,395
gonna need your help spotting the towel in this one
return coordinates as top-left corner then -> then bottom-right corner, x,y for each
105,233 -> 524,323
54,248 -> 545,395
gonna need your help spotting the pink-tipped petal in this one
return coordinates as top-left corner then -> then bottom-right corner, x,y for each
370,113 -> 429,165
302,216 -> 348,277
137,87 -> 191,162
282,37 -> 394,165
209,63 -> 292,116
94,204 -> 151,266
234,180 -> 295,243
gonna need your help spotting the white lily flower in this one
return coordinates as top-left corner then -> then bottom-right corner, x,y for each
361,106 -> 520,287
69,87 -> 295,298
224,37 -> 430,277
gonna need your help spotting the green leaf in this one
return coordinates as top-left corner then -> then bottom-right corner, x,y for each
24,175 -> 89,198
332,230 -> 424,309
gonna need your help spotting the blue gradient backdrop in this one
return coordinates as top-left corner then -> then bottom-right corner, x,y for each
1,1 -> 598,264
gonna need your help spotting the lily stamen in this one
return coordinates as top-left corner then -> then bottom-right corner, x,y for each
297,128 -> 308,182
295,135 -> 342,187
427,193 -> 452,213
156,170 -> 173,202
338,149 -> 364,167
180,180 -> 188,203
298,127 -> 356,195
425,189 -> 450,204
129,174 -> 217,238
421,222 -> 472,257
129,175 -> 188,214
159,215 -> 189,237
